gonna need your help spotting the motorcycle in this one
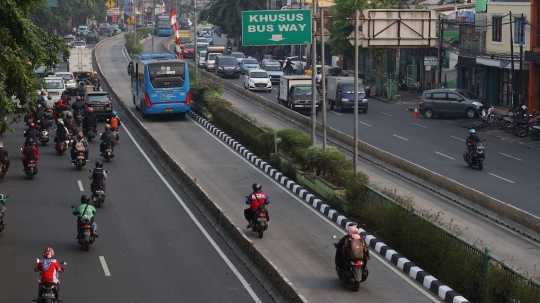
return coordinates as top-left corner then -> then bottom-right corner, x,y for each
45,109 -> 54,120
91,183 -> 106,208
85,126 -> 96,142
25,159 -> 38,180
34,259 -> 66,303
333,236 -> 365,292
54,140 -> 67,155
92,83 -> 100,91
0,162 -> 7,180
75,111 -> 84,126
0,214 -> 4,232
463,140 -> 486,171
39,130 -> 50,145
73,150 -> 86,170
248,201 -> 268,238
513,114 -> 538,138
481,105 -> 496,124
102,142 -> 114,162
531,123 -> 540,141
72,206 -> 96,251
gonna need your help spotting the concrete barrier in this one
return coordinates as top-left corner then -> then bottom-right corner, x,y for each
94,34 -> 307,303
167,38 -> 540,234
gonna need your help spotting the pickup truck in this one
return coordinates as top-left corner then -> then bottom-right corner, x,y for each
277,75 -> 320,114
326,76 -> 368,113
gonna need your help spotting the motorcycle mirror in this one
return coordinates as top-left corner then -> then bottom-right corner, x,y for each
88,170 -> 91,173
105,170 -> 109,173
61,261 -> 68,266
35,258 -> 40,263
332,235 -> 338,239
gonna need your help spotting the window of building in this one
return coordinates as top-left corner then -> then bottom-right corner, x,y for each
492,17 -> 502,42
514,16 -> 526,45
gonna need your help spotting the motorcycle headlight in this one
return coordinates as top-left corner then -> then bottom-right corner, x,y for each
362,99 -> 368,103
472,101 -> 482,107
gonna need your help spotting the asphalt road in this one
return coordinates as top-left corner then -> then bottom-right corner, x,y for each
98,34 -> 444,302
0,45 -> 272,302
187,33 -> 540,217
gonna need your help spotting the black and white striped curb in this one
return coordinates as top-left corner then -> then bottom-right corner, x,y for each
188,111 -> 469,303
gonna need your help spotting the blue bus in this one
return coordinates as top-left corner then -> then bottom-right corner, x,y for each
128,53 -> 191,118
154,15 -> 173,37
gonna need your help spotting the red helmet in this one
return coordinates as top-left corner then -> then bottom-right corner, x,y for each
43,247 -> 54,259
37,104 -> 42,109
76,96 -> 82,101
87,107 -> 94,113
77,132 -> 83,139
29,122 -> 35,128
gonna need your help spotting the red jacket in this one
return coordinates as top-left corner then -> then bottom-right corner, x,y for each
23,145 -> 39,160
36,259 -> 63,283
246,191 -> 269,211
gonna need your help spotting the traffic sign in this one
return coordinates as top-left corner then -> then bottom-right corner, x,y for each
107,8 -> 120,16
242,9 -> 312,46
105,0 -> 116,9
126,16 -> 134,25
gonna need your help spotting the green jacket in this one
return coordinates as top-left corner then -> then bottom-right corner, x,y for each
73,203 -> 96,219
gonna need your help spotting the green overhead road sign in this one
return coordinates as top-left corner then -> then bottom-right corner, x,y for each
242,10 -> 312,46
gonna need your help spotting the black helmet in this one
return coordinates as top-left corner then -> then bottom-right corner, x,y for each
95,160 -> 103,168
81,194 -> 90,204
27,138 -> 35,145
252,182 -> 261,192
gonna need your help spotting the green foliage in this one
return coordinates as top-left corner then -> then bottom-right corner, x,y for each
307,145 -> 352,185
198,0 -> 265,39
31,0 -> 106,32
0,0 -> 67,130
276,129 -> 311,167
124,29 -> 152,56
190,79 -> 223,106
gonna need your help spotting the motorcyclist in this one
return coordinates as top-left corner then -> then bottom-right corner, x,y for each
37,91 -> 47,106
61,91 -> 70,105
334,224 -> 370,282
466,129 -> 482,162
44,95 -> 55,110
70,132 -> 89,162
0,194 -> 7,220
82,107 -> 97,133
90,71 -> 100,90
24,122 -> 39,146
64,113 -> 77,133
54,99 -> 66,122
72,96 -> 86,114
38,114 -> 53,132
109,110 -> 121,130
0,142 -> 10,174
284,59 -> 293,75
244,182 -> 270,229
22,138 -> 39,170
73,194 -> 98,238
100,124 -> 117,156
34,104 -> 45,122
77,81 -> 87,97
55,120 -> 69,144
89,160 -> 107,193
35,247 -> 64,300
60,107 -> 72,122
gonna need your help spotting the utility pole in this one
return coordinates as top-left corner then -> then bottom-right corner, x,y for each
320,7 -> 327,150
510,12 -> 516,108
151,0 -> 155,51
437,16 -> 444,88
194,0 -> 198,83
353,8 -> 359,175
519,13 -> 524,107
310,0 -> 317,146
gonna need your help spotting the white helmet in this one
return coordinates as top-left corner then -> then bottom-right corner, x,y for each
522,105 -> 528,111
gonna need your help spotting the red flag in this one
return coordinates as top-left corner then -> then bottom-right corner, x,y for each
170,8 -> 176,25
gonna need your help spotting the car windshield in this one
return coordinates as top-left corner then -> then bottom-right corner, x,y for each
341,84 -> 365,94
185,45 -> 194,49
197,38 -> 208,43
293,86 -> 312,96
87,94 -> 109,102
458,90 -> 479,100
264,65 -> 282,71
208,53 -> 218,60
203,34 -> 211,38
232,53 -> 245,59
250,72 -> 268,78
74,41 -> 85,47
244,59 -> 258,65
219,58 -> 238,65
203,27 -> 211,31
44,80 -> 63,89
180,37 -> 189,43
197,45 -> 207,51
199,51 -> 207,58
78,26 -> 87,30
56,74 -> 72,81
147,62 -> 185,80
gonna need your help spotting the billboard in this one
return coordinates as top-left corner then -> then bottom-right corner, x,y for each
456,10 -> 475,23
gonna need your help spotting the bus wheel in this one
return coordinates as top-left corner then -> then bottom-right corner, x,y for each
141,101 -> 148,119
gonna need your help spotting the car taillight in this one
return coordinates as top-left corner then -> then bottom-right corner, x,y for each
185,91 -> 191,106
145,93 -> 152,108
419,99 -> 424,104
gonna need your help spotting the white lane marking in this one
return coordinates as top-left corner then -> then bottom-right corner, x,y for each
381,111 -> 393,116
435,151 -> 455,160
330,111 -> 342,116
451,136 -> 465,142
189,116 -> 440,302
499,152 -> 523,161
99,256 -> 111,276
121,46 -> 130,63
359,121 -> 372,127
393,134 -> 409,141
77,180 -> 84,192
489,173 -> 515,184
412,122 -> 427,129
122,126 -> 262,302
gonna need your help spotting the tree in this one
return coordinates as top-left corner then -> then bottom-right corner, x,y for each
198,0 -> 265,39
0,0 -> 67,130
330,0 -> 396,66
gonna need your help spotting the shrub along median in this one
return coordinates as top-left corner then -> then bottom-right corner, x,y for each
189,78 -> 540,303
124,28 -> 152,55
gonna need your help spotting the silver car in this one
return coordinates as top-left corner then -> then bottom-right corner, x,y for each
55,72 -> 77,95
419,89 -> 486,119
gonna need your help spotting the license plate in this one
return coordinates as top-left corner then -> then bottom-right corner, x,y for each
257,218 -> 267,222
28,164 -> 36,167
77,156 -> 85,160
49,92 -> 58,96
43,293 -> 55,298
93,106 -> 103,110
105,149 -> 112,153
84,231 -> 90,236
165,108 -> 174,112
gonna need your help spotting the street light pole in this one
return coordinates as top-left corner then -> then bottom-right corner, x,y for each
194,0 -> 198,83
320,7 -> 327,150
310,0 -> 317,146
353,8 -> 359,174
151,0 -> 155,52
520,13 -> 524,107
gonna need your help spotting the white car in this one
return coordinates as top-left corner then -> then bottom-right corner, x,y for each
73,40 -> 86,49
196,38 -> 209,46
41,76 -> 66,103
205,52 -> 219,71
54,72 -> 77,95
231,52 -> 246,64
243,69 -> 272,92
197,50 -> 207,68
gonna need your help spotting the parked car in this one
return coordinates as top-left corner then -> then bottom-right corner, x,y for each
214,55 -> 240,79
54,72 -> 77,95
240,57 -> 260,74
243,69 -> 272,92
230,52 -> 246,64
182,44 -> 195,58
418,89 -> 486,119
84,92 -> 113,119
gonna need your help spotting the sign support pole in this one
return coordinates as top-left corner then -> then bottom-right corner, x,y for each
194,0 -> 198,83
311,0 -> 317,146
320,7 -> 327,151
353,8 -> 359,175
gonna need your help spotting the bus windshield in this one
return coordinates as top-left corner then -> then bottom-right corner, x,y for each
147,62 -> 185,88
156,19 -> 170,28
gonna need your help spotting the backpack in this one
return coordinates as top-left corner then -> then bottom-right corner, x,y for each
344,236 -> 365,261
109,117 -> 119,128
75,141 -> 85,152
26,146 -> 36,159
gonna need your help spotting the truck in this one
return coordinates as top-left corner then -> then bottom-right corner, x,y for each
178,30 -> 191,49
277,75 -> 320,114
204,46 -> 225,71
326,77 -> 368,113
68,48 -> 93,82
